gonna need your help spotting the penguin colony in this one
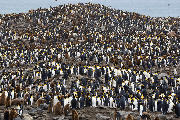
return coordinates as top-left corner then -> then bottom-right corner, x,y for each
0,2 -> 180,120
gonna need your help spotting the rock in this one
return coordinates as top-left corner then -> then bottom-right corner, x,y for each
39,103 -> 48,110
79,114 -> 87,120
84,114 -> 91,118
64,115 -> 72,120
26,106 -> 32,110
79,115 -> 92,120
135,116 -> 141,120
23,114 -> 33,120
14,117 -> 23,120
36,108 -> 44,115
158,114 -> 167,120
53,115 -> 65,120
33,116 -> 39,119
118,111 -> 133,118
53,117 -> 59,120
97,105 -> 108,109
37,117 -> 44,120
96,113 -> 111,120
28,111 -> 36,116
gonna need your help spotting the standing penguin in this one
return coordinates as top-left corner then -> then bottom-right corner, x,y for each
30,95 -> 33,106
80,95 -> 85,108
72,109 -> 79,120
133,97 -> 138,111
139,101 -> 144,117
71,95 -> 77,109
168,99 -> 174,113
92,96 -> 96,107
4,110 -> 9,120
175,102 -> 180,118
162,98 -> 168,114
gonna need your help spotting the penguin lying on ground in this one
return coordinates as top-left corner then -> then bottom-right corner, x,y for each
11,98 -> 24,106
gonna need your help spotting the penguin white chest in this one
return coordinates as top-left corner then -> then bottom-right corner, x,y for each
168,101 -> 174,113
53,96 -> 59,106
92,97 -> 96,107
109,97 -> 113,108
133,99 -> 138,111
140,105 -> 143,116
30,97 -> 33,105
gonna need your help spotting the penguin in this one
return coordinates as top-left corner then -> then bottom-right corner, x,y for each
4,110 -> 9,120
53,101 -> 63,115
5,96 -> 11,108
175,102 -> 180,118
80,95 -> 85,108
168,99 -> 174,113
126,114 -> 134,120
97,96 -> 101,106
9,108 -> 18,120
139,101 -> 144,116
92,96 -> 96,107
30,95 -> 33,106
154,99 -> 158,112
48,99 -> 53,113
154,117 -> 160,120
133,97 -> 138,111
16,104 -> 22,116
64,96 -> 69,107
64,103 -> 70,116
11,88 -> 15,99
72,109 -> 79,120
162,98 -> 168,114
36,98 -> 45,107
53,95 -> 59,106
71,95 -> 77,109
109,96 -> 114,108
11,98 -> 24,106
148,98 -> 154,112
0,91 -> 6,105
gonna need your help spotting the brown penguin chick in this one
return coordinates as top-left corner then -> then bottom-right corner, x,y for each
4,110 -> 9,120
0,91 -> 6,105
48,99 -> 53,113
72,109 -> 79,120
126,114 -> 134,120
5,96 -> 11,108
23,93 -> 30,105
15,85 -> 21,93
14,93 -> 18,99
113,109 -> 117,120
36,98 -> 45,107
11,98 -> 24,106
154,117 -> 160,120
64,104 -> 70,116
53,101 -> 63,115
50,81 -> 55,88
9,108 -> 18,120
48,103 -> 53,113
142,112 -> 151,120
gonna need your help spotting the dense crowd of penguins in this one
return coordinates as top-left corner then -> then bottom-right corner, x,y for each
0,3 -> 180,120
